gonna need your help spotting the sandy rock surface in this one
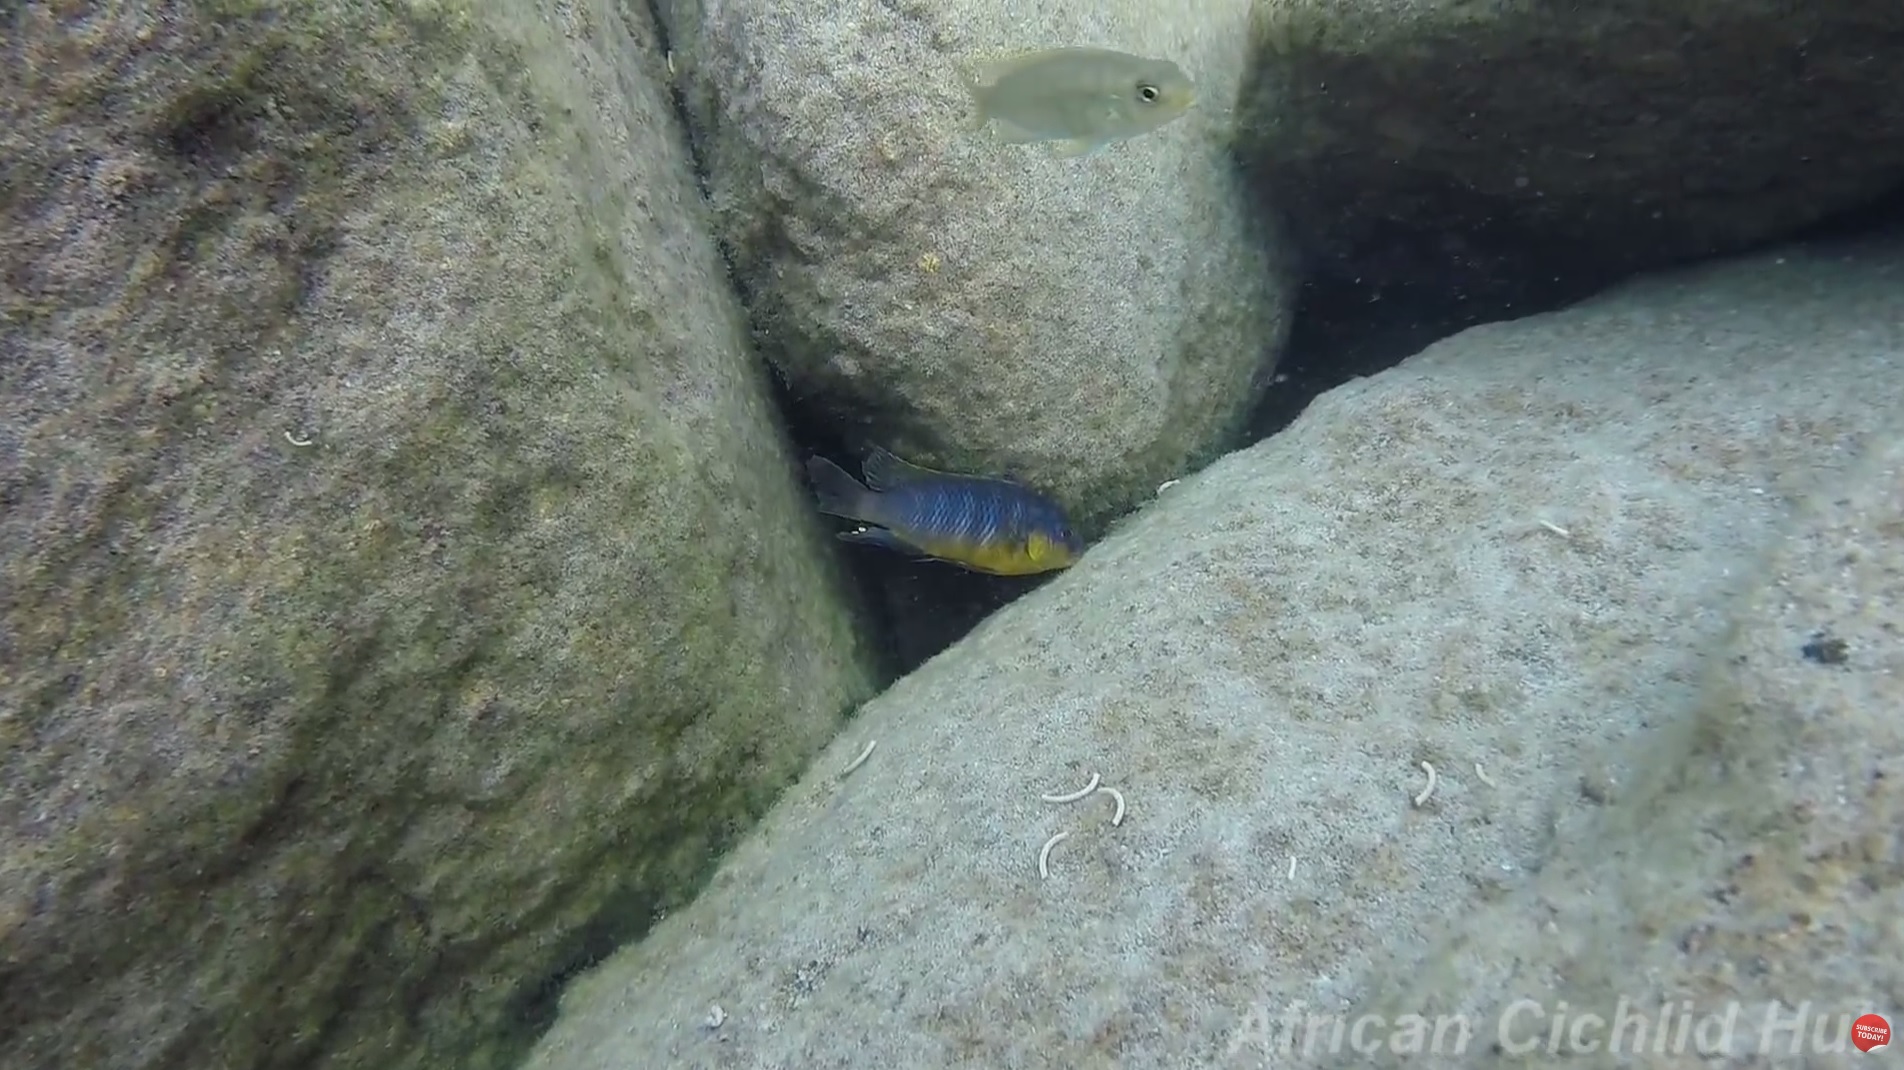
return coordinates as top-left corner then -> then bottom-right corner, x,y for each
1315,432 -> 1903,1068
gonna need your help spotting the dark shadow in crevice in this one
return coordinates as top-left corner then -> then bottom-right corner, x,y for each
1246,178 -> 1904,442
1247,269 -> 1611,441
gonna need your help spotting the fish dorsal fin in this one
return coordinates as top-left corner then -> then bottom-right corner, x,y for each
860,446 -> 944,491
973,47 -> 1126,88
971,53 -> 1038,90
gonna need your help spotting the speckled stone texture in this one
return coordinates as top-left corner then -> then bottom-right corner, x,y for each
0,2 -> 876,1068
1321,432 -> 1903,1069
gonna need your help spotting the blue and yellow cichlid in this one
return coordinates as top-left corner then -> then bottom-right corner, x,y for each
805,448 -> 1085,576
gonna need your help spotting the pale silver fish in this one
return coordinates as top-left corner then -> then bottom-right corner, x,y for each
965,47 -> 1196,157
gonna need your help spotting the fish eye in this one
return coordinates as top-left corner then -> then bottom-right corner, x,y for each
1137,83 -> 1160,103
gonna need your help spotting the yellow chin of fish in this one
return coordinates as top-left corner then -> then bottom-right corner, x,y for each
1023,530 -> 1076,570
922,533 -> 1077,576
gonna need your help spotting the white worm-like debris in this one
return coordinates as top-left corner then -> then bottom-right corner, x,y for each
1537,519 -> 1571,538
839,739 -> 875,777
1473,762 -> 1497,787
1156,479 -> 1180,494
1040,771 -> 1100,804
1095,785 -> 1126,826
1037,831 -> 1070,879
1413,761 -> 1438,807
1287,856 -> 1298,880
283,431 -> 314,447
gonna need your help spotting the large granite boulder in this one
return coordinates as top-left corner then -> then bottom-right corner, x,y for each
1236,0 -> 1904,297
1319,434 -> 1904,1068
657,0 -> 1295,530
0,2 -> 876,1069
520,233 -> 1903,1067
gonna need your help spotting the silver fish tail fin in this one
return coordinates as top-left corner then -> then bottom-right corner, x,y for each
805,455 -> 877,521
962,68 -> 993,131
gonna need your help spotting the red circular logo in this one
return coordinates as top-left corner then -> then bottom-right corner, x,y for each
1853,1013 -> 1891,1053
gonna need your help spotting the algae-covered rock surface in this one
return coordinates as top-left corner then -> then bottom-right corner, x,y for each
520,235 -> 1902,1068
1237,0 -> 1904,296
0,3 -> 876,1069
657,0 -> 1294,531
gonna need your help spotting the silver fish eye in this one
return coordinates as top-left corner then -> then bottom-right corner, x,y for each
1137,83 -> 1160,103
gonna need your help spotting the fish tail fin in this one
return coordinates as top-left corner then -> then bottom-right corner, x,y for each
962,70 -> 992,131
806,455 -> 877,521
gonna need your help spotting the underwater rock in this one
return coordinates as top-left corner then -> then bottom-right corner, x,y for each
1236,0 -> 1904,300
1316,432 -> 1904,1070
519,233 -> 1902,1068
655,0 -> 1294,532
0,3 -> 876,1070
